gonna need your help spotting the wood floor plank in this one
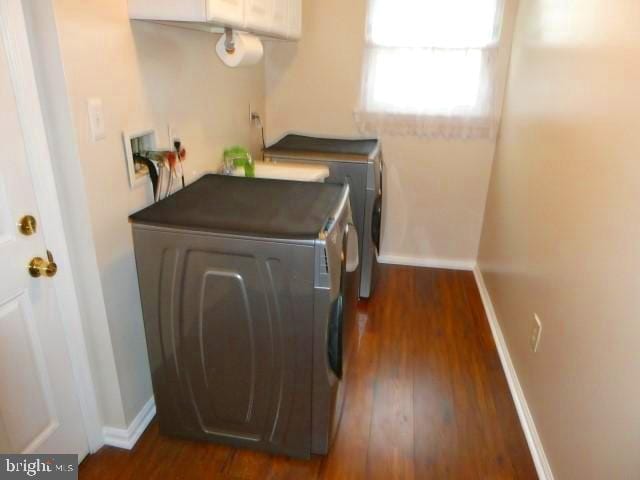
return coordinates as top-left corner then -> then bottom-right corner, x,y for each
224,450 -> 273,479
365,267 -> 415,480
446,271 -> 511,479
317,305 -> 379,480
223,447 -> 322,480
79,266 -> 537,480
265,455 -> 322,480
80,422 -> 233,480
413,268 -> 467,479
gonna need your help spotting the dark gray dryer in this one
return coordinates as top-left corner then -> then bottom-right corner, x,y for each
264,134 -> 383,299
129,175 -> 356,459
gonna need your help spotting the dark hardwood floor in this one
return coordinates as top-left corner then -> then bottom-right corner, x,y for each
80,265 -> 537,479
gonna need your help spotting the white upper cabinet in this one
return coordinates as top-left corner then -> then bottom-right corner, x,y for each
128,0 -> 207,22
271,0 -> 289,37
244,0 -> 272,33
207,0 -> 245,28
288,0 -> 302,39
128,0 -> 301,40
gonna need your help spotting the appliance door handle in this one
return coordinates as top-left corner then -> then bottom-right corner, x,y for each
327,295 -> 344,379
345,223 -> 359,273
327,221 -> 353,379
371,195 -> 382,254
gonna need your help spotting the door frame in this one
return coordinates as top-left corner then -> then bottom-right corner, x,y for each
0,0 -> 103,453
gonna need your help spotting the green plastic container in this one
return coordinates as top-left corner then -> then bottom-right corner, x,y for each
224,146 -> 255,178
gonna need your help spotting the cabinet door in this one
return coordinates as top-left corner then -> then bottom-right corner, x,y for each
129,0 -> 207,21
271,0 -> 289,37
245,0 -> 273,33
288,0 -> 302,39
207,0 -> 245,28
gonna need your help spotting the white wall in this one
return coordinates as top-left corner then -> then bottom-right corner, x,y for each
26,0 -> 265,428
264,0 -> 517,266
478,0 -> 640,477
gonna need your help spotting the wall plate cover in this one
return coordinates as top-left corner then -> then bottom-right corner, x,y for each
123,129 -> 157,189
88,98 -> 106,142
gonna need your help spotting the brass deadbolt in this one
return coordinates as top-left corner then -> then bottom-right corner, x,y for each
28,250 -> 58,278
18,215 -> 37,236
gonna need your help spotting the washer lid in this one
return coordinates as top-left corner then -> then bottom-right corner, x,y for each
130,174 -> 345,240
264,134 -> 379,162
228,162 -> 330,182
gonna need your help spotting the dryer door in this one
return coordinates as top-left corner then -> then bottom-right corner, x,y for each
372,194 -> 382,254
327,222 -> 352,379
372,156 -> 384,254
327,295 -> 344,379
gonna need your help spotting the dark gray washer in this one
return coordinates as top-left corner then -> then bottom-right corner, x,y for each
264,135 -> 383,299
130,175 -> 349,459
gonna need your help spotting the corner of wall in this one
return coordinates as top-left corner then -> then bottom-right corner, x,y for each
103,396 -> 156,450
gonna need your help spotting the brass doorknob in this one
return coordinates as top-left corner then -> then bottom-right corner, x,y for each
18,215 -> 37,236
28,250 -> 58,278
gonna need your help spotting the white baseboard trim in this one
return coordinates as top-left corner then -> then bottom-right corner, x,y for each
473,266 -> 554,480
378,254 -> 475,271
103,397 -> 156,450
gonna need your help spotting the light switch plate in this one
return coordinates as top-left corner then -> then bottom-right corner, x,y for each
88,98 -> 105,141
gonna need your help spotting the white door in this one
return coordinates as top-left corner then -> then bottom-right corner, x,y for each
0,14 -> 89,459
207,0 -> 245,28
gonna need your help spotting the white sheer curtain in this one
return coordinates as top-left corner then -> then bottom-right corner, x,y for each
354,0 -> 505,139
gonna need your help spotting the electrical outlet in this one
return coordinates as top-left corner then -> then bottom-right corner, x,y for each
530,314 -> 542,353
168,124 -> 181,147
249,104 -> 261,127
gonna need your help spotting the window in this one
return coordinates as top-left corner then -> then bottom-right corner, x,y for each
355,0 -> 505,139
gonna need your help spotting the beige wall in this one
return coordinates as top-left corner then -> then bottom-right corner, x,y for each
27,0 -> 264,427
478,0 -> 640,478
265,0 -> 517,266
